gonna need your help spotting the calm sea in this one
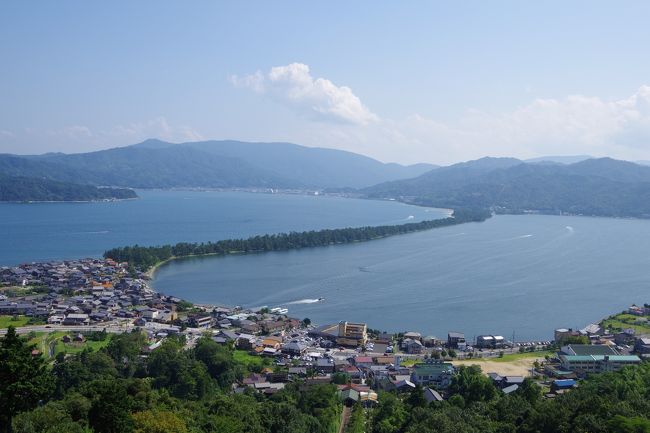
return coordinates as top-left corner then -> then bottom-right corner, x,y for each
0,190 -> 441,265
3,190 -> 648,340
153,214 -> 650,340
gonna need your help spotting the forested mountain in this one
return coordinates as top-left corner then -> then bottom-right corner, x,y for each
0,176 -> 136,202
2,139 -> 436,189
363,157 -> 650,218
3,146 -> 296,189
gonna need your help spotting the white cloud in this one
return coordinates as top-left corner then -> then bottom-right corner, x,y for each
0,118 -> 203,155
0,129 -> 15,139
232,63 -> 378,125
109,117 -> 204,143
230,70 -> 265,93
51,125 -> 93,139
256,79 -> 650,164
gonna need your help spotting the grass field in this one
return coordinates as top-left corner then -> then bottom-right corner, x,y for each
0,315 -> 30,328
53,336 -> 112,356
24,331 -> 112,359
601,313 -> 650,334
485,350 -> 553,363
233,350 -> 268,368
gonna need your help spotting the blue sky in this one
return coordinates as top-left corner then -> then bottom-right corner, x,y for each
2,1 -> 650,164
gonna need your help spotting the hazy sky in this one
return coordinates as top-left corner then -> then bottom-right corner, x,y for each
2,1 -> 650,164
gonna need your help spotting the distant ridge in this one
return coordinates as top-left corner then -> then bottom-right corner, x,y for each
525,155 -> 592,165
363,157 -> 650,218
1,139 -> 437,189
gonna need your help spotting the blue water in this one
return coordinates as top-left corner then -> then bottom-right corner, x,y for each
153,214 -> 650,340
0,190 -> 443,265
4,190 -> 649,340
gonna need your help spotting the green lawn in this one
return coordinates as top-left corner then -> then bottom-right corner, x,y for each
24,331 -> 112,359
53,337 -> 112,356
25,331 -> 65,357
487,350 -> 553,363
601,313 -> 650,334
233,350 -> 266,368
0,315 -> 30,328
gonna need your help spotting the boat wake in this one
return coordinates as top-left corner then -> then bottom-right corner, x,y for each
74,230 -> 110,235
565,226 -> 574,232
516,234 -> 533,239
287,298 -> 322,305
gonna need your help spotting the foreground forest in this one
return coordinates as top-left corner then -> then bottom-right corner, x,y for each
2,326 -> 649,433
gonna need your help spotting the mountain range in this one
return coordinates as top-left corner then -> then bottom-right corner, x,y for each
0,139 -> 436,191
4,139 -> 650,218
363,157 -> 650,218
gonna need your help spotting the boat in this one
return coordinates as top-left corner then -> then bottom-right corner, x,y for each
318,297 -> 325,301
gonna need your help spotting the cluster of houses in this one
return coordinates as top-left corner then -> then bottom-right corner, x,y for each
2,259 -> 649,405
0,258 -> 190,328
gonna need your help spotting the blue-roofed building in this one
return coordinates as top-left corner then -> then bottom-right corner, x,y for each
551,379 -> 576,391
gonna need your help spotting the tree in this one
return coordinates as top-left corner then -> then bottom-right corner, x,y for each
11,401 -> 90,433
86,379 -> 133,433
448,365 -> 497,405
373,392 -> 407,433
193,337 -> 235,388
147,339 -> 214,399
517,378 -> 542,404
405,385 -> 428,408
608,416 -> 650,433
132,410 -> 188,433
0,326 -> 54,430
106,331 -> 146,376
331,372 -> 350,385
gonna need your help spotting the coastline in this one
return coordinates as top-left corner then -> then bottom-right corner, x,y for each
0,197 -> 139,204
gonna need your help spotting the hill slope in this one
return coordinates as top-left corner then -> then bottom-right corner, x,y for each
0,176 -> 137,202
4,139 -> 436,189
175,140 -> 437,188
363,157 -> 650,218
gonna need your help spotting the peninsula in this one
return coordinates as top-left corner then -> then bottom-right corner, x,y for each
103,208 -> 491,271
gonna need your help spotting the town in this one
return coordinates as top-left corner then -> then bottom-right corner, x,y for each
1,257 -> 648,408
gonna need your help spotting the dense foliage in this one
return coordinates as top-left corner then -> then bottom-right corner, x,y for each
2,327 -> 341,433
0,175 -> 136,202
368,364 -> 650,433
104,208 -> 492,270
2,327 -> 649,432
